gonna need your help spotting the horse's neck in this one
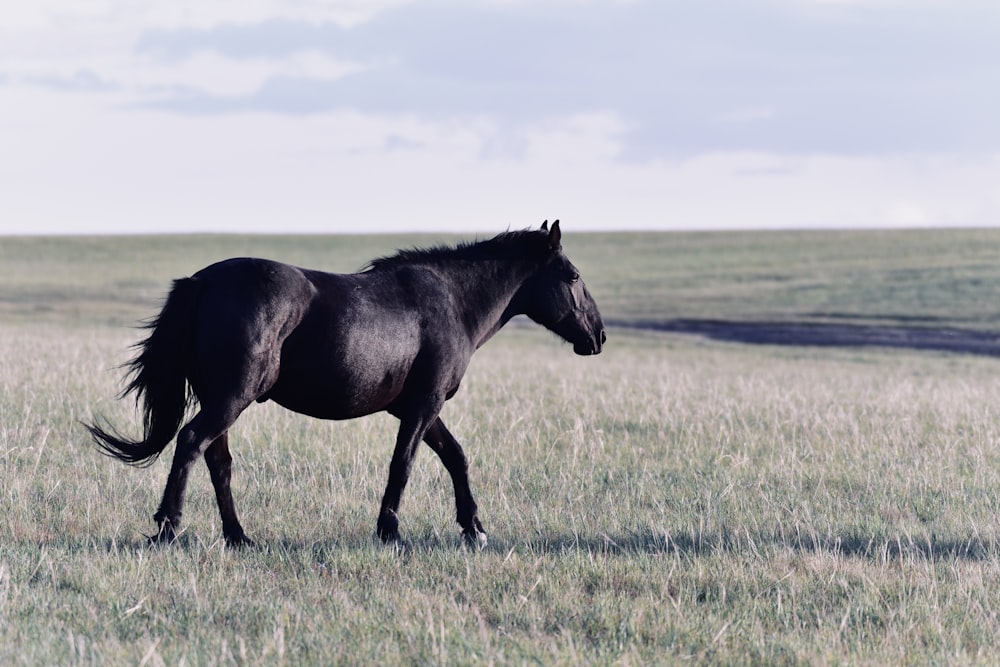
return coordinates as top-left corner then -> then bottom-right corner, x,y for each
438,259 -> 535,349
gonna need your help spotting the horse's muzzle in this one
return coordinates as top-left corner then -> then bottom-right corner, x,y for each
574,328 -> 606,356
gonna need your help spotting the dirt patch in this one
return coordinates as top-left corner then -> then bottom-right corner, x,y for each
610,318 -> 1000,357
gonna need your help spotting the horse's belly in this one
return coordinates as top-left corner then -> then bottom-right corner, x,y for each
262,296 -> 422,419
266,334 -> 414,420
265,361 -> 407,420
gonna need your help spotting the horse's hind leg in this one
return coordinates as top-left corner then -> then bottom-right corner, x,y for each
152,408 -> 241,543
204,432 -> 252,547
423,418 -> 487,548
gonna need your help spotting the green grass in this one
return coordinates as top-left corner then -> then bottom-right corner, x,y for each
576,228 -> 1000,328
4,230 -> 1000,664
6,228 -> 1000,328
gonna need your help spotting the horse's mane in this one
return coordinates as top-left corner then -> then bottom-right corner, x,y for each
364,229 -> 549,272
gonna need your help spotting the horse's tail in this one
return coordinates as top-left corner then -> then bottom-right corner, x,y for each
87,277 -> 202,467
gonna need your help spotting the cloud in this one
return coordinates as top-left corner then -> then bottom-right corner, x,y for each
132,51 -> 361,97
3,81 -> 999,235
0,0 -> 114,29
118,1 -> 1000,159
24,69 -> 119,92
6,1 -> 1000,159
3,0 -> 1000,234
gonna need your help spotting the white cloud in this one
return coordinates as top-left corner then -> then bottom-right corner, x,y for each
2,47 -> 361,101
0,0 -> 114,29
130,50 -> 362,97
135,0 -> 408,29
2,0 -> 999,234
2,83 -> 998,235
0,0 -> 408,31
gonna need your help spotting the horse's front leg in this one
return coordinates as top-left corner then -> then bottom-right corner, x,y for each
377,406 -> 440,543
423,418 -> 487,548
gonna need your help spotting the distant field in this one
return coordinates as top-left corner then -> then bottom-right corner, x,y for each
4,228 -> 1000,330
4,230 -> 1000,664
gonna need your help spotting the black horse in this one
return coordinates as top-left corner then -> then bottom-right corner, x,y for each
88,221 -> 605,547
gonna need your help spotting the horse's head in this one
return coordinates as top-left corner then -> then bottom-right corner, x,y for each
522,220 -> 606,356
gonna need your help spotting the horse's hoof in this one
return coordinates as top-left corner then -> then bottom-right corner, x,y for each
225,532 -> 255,549
376,512 -> 400,544
374,532 -> 410,556
462,528 -> 488,550
148,526 -> 178,546
376,526 -> 396,543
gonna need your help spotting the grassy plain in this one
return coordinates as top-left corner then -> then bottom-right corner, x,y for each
4,230 -> 1000,664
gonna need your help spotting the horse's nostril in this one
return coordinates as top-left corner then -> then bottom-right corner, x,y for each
600,329 -> 607,345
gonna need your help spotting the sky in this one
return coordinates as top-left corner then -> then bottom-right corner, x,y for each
1,0 -> 999,235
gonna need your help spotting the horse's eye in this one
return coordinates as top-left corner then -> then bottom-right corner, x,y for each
566,271 -> 580,284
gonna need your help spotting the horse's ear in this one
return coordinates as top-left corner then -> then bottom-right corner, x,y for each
541,220 -> 548,231
547,219 -> 561,251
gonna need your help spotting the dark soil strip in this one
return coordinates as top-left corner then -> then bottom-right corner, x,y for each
609,319 -> 1000,357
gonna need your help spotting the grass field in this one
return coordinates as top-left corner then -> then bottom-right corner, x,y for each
4,230 -> 1000,664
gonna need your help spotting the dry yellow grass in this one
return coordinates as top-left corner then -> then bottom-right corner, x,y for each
5,231 -> 1000,664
